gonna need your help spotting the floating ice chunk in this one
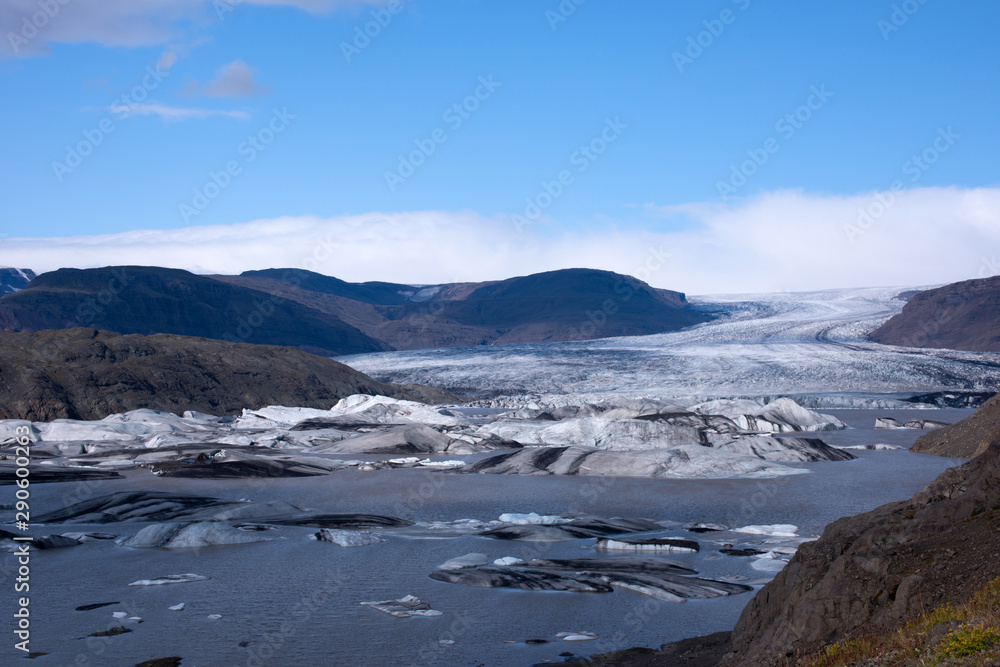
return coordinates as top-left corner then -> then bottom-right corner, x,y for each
693,398 -> 846,433
120,522 -> 274,549
685,522 -> 728,533
558,632 -> 597,641
498,512 -> 571,525
360,595 -> 443,618
751,552 -> 790,572
310,529 -> 385,547
594,537 -> 699,553
734,524 -> 798,537
168,603 -> 185,611
112,612 -> 127,619
207,614 -> 222,620
842,443 -> 902,450
329,395 -> 468,427
128,573 -> 209,586
418,460 -> 467,468
388,457 -> 421,465
439,553 -> 490,570
493,557 -> 524,566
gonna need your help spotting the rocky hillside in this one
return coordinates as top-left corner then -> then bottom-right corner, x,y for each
217,267 -> 714,349
0,328 -> 459,421
911,391 -> 1000,458
870,276 -> 1000,351
0,266 -> 387,356
721,419 -> 1000,664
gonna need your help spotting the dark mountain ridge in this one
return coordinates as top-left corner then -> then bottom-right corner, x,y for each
219,266 -> 712,349
0,267 -> 35,294
0,266 -> 388,356
0,328 -> 458,421
871,276 -> 1000,351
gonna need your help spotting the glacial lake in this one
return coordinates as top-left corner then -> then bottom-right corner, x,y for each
1,408 -> 971,666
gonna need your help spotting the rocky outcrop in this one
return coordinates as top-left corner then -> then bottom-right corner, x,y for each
870,276 -> 1000,351
0,328 -> 459,421
911,391 -> 1000,458
720,425 -> 1000,664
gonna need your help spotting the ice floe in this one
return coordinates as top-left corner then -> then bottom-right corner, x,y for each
594,537 -> 700,553
120,522 -> 276,548
360,595 -> 443,618
734,524 -> 799,537
128,574 -> 210,586
310,529 -> 385,547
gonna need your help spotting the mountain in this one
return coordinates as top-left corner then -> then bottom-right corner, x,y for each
217,267 -> 713,350
0,267 -> 35,294
870,276 -> 1000,351
911,391 -> 1000,457
0,266 -> 388,356
0,328 -> 459,421
0,265 -> 712,354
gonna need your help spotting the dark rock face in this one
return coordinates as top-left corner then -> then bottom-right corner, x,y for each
218,267 -> 714,349
0,266 -> 388,356
720,425 -> 1000,665
870,276 -> 1000,351
0,267 -> 35,294
0,328 -> 459,421
582,631 -> 733,667
911,391 -> 1000,458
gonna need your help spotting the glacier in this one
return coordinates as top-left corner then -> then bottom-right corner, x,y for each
339,287 -> 1000,404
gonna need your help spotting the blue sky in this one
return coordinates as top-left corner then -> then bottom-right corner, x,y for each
0,0 -> 998,293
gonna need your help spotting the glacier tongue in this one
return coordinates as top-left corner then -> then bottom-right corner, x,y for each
339,286 -> 1000,401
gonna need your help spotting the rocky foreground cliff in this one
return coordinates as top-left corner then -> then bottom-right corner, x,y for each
910,391 -> 1000,458
0,328 -> 459,421
586,394 -> 1000,666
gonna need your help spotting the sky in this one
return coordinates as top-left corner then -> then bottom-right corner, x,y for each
0,0 -> 998,294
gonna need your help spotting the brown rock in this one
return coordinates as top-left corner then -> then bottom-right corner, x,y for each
0,328 -> 460,421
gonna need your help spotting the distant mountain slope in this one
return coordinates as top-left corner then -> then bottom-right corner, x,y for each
870,276 -> 1000,351
218,267 -> 713,350
0,328 -> 458,421
0,267 -> 35,294
239,268 -> 416,305
0,266 -> 388,356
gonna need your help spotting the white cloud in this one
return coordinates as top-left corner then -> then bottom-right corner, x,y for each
1,0 -> 385,58
1,187 -> 998,295
184,59 -> 271,98
109,101 -> 250,121
156,35 -> 212,72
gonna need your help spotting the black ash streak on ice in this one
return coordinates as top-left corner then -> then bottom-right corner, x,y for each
340,287 -> 1000,401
